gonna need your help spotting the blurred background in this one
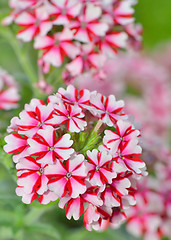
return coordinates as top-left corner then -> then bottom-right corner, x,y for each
0,0 -> 171,239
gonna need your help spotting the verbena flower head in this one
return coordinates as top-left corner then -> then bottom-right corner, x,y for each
3,0 -> 141,83
0,67 -> 20,110
4,85 -> 146,231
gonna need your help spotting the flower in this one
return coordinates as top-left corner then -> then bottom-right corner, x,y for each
51,0 -> 82,26
16,156 -> 49,195
28,125 -> 74,164
4,133 -> 29,163
70,3 -> 108,43
103,119 -> 140,149
15,6 -> 53,42
90,92 -> 125,126
16,101 -> 56,137
4,85 -> 145,231
86,149 -> 116,186
0,67 -> 20,110
53,102 -> 87,132
34,28 -> 79,67
45,154 -> 87,198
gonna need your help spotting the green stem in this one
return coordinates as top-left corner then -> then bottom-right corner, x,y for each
0,27 -> 37,93
24,202 -> 58,226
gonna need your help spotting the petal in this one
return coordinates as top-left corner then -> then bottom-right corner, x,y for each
85,3 -> 102,22
43,47 -> 63,67
27,138 -> 48,156
69,177 -> 86,198
15,12 -> 35,25
37,125 -> 55,146
39,190 -> 58,204
66,198 -> 84,220
17,26 -> 36,42
34,35 -> 54,49
48,177 -> 68,197
37,174 -> 49,195
88,22 -> 108,37
17,172 -> 40,194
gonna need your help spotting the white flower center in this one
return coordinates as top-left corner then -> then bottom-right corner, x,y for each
81,22 -> 87,29
66,172 -> 72,179
38,167 -> 44,175
48,146 -> 55,151
37,121 -> 44,127
118,152 -> 123,159
96,165 -> 100,171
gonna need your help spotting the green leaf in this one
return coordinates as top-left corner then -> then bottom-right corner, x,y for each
26,223 -> 60,240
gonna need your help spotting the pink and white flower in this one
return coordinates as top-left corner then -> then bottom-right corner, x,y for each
100,174 -> 131,208
70,3 -> 108,43
86,149 -> 116,186
34,28 -> 79,67
28,125 -> 74,164
90,93 -> 126,126
58,186 -> 103,220
46,154 -> 87,198
16,156 -> 49,196
96,31 -> 128,57
65,44 -> 106,77
53,103 -> 87,132
16,102 -> 56,137
57,84 -> 90,109
51,0 -> 82,26
15,7 -> 53,42
4,85 -> 145,230
111,140 -> 145,174
0,67 -> 20,110
3,133 -> 29,163
103,120 -> 140,149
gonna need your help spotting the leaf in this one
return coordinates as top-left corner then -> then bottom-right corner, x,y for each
26,223 -> 60,240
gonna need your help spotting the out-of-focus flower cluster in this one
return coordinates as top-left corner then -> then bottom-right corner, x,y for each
75,49 -> 171,239
3,0 -> 142,82
0,67 -> 20,110
126,159 -> 171,240
4,85 -> 147,231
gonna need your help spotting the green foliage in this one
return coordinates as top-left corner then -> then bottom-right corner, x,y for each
135,0 -> 171,49
0,0 -> 170,239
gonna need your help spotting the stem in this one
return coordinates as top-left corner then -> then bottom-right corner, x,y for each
92,119 -> 103,133
0,27 -> 37,93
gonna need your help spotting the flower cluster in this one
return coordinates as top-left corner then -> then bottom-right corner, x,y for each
74,48 -> 171,237
0,67 -> 20,110
126,157 -> 171,240
4,85 -> 146,231
3,0 -> 141,82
